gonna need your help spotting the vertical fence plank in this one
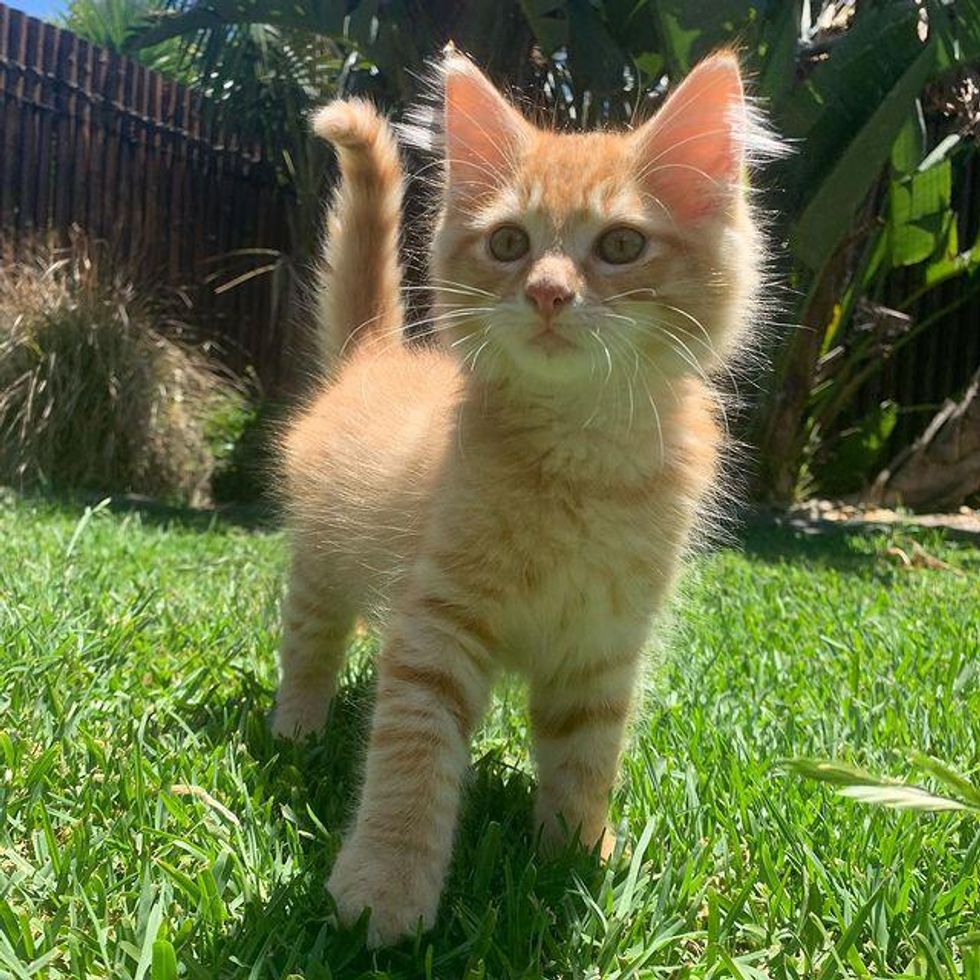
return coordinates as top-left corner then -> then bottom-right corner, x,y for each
33,21 -> 57,231
17,13 -> 39,240
1,7 -> 24,248
51,25 -> 75,236
0,5 -> 11,253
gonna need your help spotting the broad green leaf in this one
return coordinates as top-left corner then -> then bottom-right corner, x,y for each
777,3 -> 928,213
890,101 -> 926,174
891,161 -> 951,225
792,38 -> 937,271
645,0 -> 782,77
633,51 -> 665,83
889,223 -> 941,268
888,160 -> 953,267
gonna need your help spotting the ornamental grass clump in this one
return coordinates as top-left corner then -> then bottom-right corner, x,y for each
0,235 -> 237,504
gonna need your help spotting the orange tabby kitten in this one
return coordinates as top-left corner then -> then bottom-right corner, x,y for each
274,48 -> 773,947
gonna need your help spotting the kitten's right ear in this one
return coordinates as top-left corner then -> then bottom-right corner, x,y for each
442,50 -> 528,202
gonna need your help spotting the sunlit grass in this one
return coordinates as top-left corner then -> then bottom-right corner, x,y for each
1,494 -> 978,978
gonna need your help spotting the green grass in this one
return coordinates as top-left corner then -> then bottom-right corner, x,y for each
1,492 -> 978,979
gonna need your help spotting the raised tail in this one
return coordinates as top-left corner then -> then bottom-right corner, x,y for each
311,99 -> 404,365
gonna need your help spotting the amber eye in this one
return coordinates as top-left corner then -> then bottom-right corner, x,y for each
596,226 -> 647,265
488,225 -> 530,262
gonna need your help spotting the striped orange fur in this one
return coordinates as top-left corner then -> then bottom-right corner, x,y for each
273,49 -> 776,947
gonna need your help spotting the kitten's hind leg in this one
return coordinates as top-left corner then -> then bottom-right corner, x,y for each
272,556 -> 355,739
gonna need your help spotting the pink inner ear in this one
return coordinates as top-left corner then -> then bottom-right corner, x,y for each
444,56 -> 527,200
633,53 -> 746,221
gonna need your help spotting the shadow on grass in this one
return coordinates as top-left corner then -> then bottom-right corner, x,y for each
736,517 -> 886,571
734,514 -> 975,575
10,487 -> 281,533
174,667 -> 604,979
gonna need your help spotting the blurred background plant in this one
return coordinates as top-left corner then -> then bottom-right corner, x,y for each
0,232 -> 246,504
43,0 -> 980,508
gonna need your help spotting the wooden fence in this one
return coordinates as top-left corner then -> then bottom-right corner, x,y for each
0,3 -> 295,388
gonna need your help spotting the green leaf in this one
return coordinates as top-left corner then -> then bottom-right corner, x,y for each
887,160 -> 953,267
792,37 -> 938,271
890,101 -> 926,174
891,161 -> 951,225
817,400 -> 900,494
151,940 -> 178,980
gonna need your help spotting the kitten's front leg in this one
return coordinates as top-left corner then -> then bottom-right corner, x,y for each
530,651 -> 639,857
328,608 -> 495,947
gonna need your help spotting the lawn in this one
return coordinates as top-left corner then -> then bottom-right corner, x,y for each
0,493 -> 978,979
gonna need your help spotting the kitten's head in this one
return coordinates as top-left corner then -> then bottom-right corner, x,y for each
420,49 -> 776,392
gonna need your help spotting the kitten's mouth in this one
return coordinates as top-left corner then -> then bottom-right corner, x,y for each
527,327 -> 576,354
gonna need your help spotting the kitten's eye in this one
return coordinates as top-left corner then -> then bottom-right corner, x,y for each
596,226 -> 646,265
488,225 -> 530,262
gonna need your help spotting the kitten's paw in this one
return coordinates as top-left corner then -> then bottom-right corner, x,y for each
327,837 -> 439,948
537,815 -> 615,861
270,686 -> 333,739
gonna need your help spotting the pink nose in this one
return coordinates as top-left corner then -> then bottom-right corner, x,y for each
525,279 -> 574,317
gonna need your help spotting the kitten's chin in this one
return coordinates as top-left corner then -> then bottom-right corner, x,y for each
494,336 -> 596,386
465,320 -> 595,386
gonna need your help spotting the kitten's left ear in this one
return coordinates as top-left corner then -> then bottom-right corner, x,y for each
632,52 -> 747,222
442,49 -> 529,203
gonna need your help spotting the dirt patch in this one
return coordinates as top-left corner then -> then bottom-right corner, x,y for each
780,499 -> 980,538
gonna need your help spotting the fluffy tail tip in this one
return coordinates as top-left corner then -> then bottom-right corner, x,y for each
311,99 -> 385,148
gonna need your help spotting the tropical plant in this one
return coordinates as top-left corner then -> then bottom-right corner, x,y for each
128,0 -> 980,501
62,0 -> 187,76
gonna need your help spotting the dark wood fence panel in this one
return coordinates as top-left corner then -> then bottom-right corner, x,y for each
0,3 -> 294,388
